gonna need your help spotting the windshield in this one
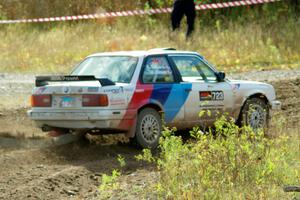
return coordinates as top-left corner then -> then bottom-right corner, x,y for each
71,56 -> 138,83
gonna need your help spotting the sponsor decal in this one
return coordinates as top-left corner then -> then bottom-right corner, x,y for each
35,87 -> 47,94
231,83 -> 241,90
110,98 -> 126,106
42,76 -> 81,81
87,87 -> 99,92
104,87 -> 124,94
109,90 -> 126,105
200,91 -> 224,101
199,104 -> 224,108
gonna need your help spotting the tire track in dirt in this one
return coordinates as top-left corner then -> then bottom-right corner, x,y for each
0,143 -> 152,200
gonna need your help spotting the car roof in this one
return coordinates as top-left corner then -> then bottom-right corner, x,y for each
87,49 -> 201,58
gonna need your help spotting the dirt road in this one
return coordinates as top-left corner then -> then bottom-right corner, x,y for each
0,70 -> 299,199
0,142 -> 158,200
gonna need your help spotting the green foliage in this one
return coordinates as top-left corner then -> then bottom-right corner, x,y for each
98,154 -> 127,198
135,148 -> 156,163
99,169 -> 121,192
117,154 -> 126,168
137,116 -> 300,199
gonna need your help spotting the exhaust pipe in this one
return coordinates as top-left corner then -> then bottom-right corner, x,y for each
41,125 -> 54,132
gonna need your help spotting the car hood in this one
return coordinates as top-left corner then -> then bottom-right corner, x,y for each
228,79 -> 272,89
227,79 -> 276,101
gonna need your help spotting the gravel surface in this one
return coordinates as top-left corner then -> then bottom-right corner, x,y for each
228,69 -> 300,81
0,73 -> 35,96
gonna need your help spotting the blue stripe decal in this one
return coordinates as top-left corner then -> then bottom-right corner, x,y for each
150,84 -> 173,105
163,84 -> 192,122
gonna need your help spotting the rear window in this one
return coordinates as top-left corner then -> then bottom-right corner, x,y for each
72,56 -> 138,83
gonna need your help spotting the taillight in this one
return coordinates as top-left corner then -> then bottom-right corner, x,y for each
82,94 -> 108,107
31,95 -> 52,107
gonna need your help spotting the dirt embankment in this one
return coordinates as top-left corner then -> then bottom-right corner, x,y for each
0,70 -> 299,200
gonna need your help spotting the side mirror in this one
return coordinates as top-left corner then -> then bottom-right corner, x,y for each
216,72 -> 226,82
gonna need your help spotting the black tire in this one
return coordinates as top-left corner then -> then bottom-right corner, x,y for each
134,108 -> 162,149
240,98 -> 269,131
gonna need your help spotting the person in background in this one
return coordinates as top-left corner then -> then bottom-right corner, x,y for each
171,0 -> 196,38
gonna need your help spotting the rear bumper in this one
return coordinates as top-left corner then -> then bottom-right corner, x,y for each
27,109 -> 126,120
27,109 -> 132,130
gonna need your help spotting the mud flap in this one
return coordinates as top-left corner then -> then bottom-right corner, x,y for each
125,118 -> 137,138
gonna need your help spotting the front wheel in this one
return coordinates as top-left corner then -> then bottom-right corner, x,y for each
134,108 -> 162,149
240,98 -> 269,131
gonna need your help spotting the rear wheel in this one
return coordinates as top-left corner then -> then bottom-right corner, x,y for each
134,108 -> 162,149
240,98 -> 269,131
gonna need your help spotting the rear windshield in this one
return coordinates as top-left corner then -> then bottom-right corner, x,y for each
71,56 -> 138,83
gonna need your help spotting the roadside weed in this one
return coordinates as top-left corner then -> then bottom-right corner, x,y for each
99,169 -> 121,198
99,115 -> 299,199
137,116 -> 299,199
117,154 -> 126,168
98,154 -> 126,198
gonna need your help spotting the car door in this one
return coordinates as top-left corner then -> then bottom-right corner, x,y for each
140,55 -> 190,126
169,55 -> 234,128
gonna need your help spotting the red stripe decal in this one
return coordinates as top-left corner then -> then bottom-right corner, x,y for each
118,82 -> 153,130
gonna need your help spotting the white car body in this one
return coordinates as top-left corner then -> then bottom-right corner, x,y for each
28,49 -> 281,138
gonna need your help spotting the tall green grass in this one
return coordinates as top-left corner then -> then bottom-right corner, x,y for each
135,117 -> 300,199
98,116 -> 300,199
0,16 -> 299,73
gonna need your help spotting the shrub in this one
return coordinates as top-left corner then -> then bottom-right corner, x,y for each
137,116 -> 299,199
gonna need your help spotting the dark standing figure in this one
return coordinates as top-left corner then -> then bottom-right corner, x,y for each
171,0 -> 196,38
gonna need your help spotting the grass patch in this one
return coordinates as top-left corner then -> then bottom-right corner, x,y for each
98,116 -> 299,199
135,117 -> 300,199
0,16 -> 299,73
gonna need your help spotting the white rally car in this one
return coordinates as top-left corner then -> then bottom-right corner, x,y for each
28,48 -> 281,148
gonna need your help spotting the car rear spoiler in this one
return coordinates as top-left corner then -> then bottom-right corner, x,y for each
35,76 -> 115,87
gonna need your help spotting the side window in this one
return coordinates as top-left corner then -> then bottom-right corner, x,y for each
171,56 -> 202,79
171,56 -> 217,82
142,56 -> 175,83
200,62 -> 218,82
